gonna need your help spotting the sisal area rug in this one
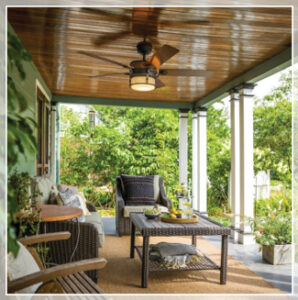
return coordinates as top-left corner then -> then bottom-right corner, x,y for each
97,235 -> 284,294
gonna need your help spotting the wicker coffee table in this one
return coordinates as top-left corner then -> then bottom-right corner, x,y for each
129,212 -> 230,288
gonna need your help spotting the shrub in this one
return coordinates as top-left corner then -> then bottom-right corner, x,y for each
81,185 -> 114,208
208,206 -> 223,217
255,190 -> 291,217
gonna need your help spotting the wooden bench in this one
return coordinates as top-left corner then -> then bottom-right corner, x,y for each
8,232 -> 106,294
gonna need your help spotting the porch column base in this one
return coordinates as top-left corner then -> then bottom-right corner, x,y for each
231,229 -> 239,243
199,211 -> 208,216
238,233 -> 256,245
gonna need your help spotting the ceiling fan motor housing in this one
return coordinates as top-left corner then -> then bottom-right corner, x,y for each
137,41 -> 153,57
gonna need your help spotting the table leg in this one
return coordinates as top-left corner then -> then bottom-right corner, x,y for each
141,236 -> 150,288
220,235 -> 228,284
130,221 -> 136,258
191,235 -> 197,247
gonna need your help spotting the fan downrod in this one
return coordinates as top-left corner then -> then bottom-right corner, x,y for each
137,41 -> 152,61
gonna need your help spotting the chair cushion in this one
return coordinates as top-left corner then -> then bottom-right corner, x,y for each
85,212 -> 105,247
123,205 -> 169,218
7,242 -> 42,294
121,175 -> 155,206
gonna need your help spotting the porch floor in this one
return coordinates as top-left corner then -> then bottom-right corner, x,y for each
102,217 -> 294,294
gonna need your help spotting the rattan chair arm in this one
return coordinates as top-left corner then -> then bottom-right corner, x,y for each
8,257 -> 107,293
19,232 -> 71,246
159,177 -> 172,209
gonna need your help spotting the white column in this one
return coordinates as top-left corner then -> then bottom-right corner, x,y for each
178,109 -> 189,186
55,103 -> 60,183
230,89 -> 240,242
192,110 -> 198,210
50,104 -> 56,183
197,108 -> 208,214
239,84 -> 255,244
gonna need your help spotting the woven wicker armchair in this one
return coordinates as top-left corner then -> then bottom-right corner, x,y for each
40,202 -> 102,283
116,176 -> 172,236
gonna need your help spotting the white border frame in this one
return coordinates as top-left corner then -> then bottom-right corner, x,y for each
3,3 -> 296,299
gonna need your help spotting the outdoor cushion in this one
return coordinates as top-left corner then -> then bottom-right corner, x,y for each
123,205 -> 169,218
85,212 -> 105,247
32,176 -> 54,204
7,242 -> 42,294
121,175 -> 155,206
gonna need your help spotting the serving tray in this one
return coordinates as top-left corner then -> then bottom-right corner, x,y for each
161,214 -> 198,223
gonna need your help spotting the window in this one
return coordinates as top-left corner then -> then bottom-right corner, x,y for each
36,87 -> 50,176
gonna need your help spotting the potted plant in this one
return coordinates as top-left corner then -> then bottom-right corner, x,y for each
8,170 -> 41,238
252,207 -> 292,265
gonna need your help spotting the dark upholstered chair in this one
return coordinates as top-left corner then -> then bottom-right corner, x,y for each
116,175 -> 172,236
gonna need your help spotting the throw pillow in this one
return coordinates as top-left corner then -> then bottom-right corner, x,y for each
7,242 -> 42,293
57,184 -> 78,194
121,175 -> 155,206
48,186 -> 63,206
58,187 -> 85,222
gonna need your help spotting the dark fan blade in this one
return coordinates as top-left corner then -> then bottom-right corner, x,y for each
159,69 -> 213,77
78,51 -> 130,69
81,8 -> 131,23
88,72 -> 130,78
149,45 -> 179,68
93,31 -> 130,47
155,77 -> 165,88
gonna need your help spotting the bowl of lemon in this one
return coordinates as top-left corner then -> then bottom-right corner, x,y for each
144,207 -> 161,219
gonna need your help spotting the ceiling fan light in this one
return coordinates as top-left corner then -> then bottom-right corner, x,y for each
130,75 -> 155,92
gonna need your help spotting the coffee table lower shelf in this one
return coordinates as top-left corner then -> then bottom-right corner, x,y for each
135,245 -> 220,272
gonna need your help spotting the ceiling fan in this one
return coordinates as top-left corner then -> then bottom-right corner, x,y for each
82,8 -> 210,49
78,40 -> 213,92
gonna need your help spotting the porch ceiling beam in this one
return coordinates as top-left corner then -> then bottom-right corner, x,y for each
194,47 -> 291,108
52,95 -> 193,110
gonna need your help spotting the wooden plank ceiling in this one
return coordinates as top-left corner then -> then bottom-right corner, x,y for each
8,7 -> 291,105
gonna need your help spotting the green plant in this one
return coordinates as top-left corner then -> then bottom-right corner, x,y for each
7,31 -> 37,257
252,207 -> 291,248
8,171 -> 42,236
81,185 -> 114,208
8,171 -> 42,259
208,207 -> 223,217
255,190 -> 291,217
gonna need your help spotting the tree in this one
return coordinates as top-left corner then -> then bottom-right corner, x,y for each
206,104 -> 231,208
254,71 -> 292,187
59,106 -> 180,205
